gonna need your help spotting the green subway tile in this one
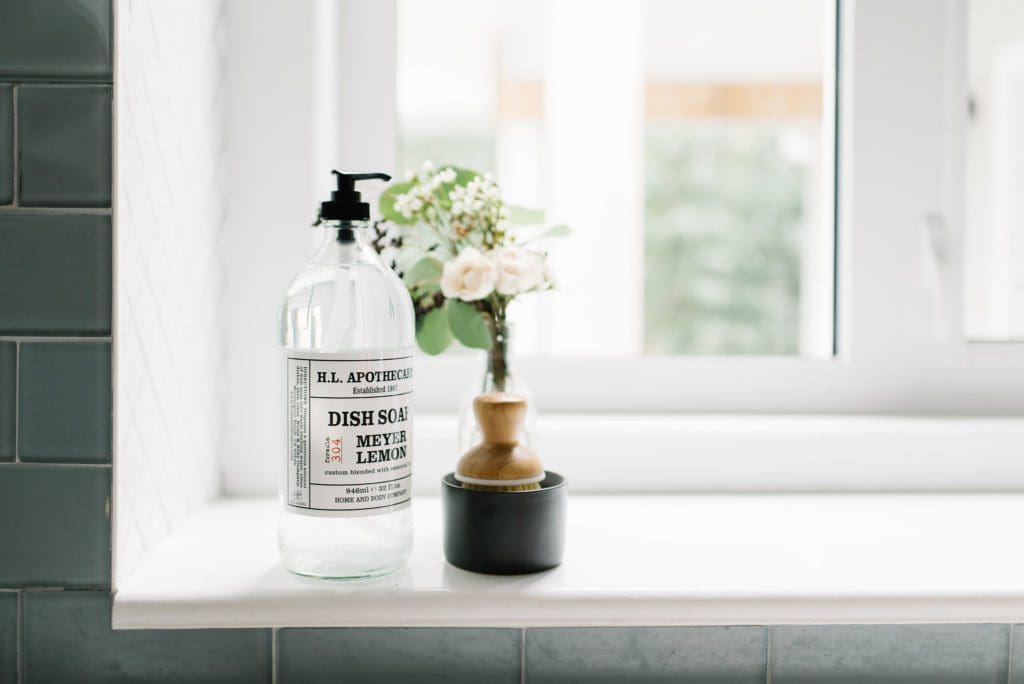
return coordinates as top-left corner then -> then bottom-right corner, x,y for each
526,626 -> 767,684
18,85 -> 111,207
0,592 -> 15,683
278,628 -> 521,684
0,464 -> 109,587
0,213 -> 111,334
1010,625 -> 1024,683
0,343 -> 14,460
24,592 -> 271,684
0,85 -> 12,204
772,624 -> 1009,684
0,0 -> 112,81
20,342 -> 110,462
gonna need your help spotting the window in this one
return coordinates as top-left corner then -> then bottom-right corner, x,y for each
396,0 -> 834,358
325,0 -> 1024,415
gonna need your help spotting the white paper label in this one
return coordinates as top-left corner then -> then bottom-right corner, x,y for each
284,349 -> 413,517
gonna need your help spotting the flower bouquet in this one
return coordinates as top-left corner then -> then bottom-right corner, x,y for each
373,162 -> 567,391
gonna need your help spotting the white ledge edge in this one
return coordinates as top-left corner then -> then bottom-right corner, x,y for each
114,494 -> 1024,629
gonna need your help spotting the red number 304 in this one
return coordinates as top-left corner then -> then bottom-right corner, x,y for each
325,438 -> 342,463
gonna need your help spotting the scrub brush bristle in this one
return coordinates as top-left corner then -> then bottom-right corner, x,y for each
461,481 -> 541,492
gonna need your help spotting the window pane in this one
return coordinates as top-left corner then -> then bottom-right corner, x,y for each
965,0 -> 1024,341
397,0 -> 835,357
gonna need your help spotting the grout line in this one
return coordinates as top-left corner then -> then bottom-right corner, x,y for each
271,628 -> 279,684
16,589 -> 23,684
0,462 -> 111,469
0,81 -> 112,88
13,342 -> 19,463
11,84 -> 17,208
108,0 -> 118,601
0,207 -> 112,215
0,336 -> 112,343
1008,624 -> 1014,684
520,628 -> 526,684
765,626 -> 773,684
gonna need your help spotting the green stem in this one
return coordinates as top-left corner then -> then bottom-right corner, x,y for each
486,300 -> 509,393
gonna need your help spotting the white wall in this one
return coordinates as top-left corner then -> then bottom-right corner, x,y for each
114,0 -> 225,586
116,0 -> 361,543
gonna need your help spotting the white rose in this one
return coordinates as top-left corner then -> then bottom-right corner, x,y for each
491,247 -> 546,295
441,247 -> 497,301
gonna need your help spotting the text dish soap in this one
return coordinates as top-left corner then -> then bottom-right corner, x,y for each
279,170 -> 415,579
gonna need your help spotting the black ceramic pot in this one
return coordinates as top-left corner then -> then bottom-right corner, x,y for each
441,471 -> 567,575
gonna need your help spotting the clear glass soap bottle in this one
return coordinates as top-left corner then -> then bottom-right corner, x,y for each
278,170 -> 415,579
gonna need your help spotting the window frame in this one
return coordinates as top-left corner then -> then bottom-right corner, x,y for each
338,0 -> 1024,415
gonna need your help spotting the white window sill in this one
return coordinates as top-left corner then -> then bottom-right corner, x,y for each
113,492 -> 1024,629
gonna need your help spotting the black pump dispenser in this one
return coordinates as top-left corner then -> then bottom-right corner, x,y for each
320,170 -> 392,222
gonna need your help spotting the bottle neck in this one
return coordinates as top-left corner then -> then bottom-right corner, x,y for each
310,220 -> 376,265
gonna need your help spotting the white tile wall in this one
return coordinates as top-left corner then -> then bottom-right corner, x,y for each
114,0 -> 225,586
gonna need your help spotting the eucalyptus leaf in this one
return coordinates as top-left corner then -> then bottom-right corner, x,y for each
507,204 -> 545,225
403,256 -> 444,289
518,223 -> 572,243
416,306 -> 453,355
541,223 -> 571,238
447,299 -> 492,350
451,167 -> 481,186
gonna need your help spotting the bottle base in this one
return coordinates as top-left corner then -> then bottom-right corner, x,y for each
284,565 -> 401,581
277,505 -> 413,580
279,546 -> 408,581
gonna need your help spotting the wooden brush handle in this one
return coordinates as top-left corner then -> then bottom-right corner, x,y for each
458,392 -> 544,483
473,393 -> 527,445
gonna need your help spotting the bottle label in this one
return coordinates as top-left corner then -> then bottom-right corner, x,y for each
284,349 -> 413,517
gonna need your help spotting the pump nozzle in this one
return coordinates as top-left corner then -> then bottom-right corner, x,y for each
320,170 -> 393,221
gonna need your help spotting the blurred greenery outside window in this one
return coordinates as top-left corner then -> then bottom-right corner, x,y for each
397,1 -> 831,357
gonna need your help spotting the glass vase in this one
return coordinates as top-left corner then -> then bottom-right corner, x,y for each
457,313 -> 535,454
